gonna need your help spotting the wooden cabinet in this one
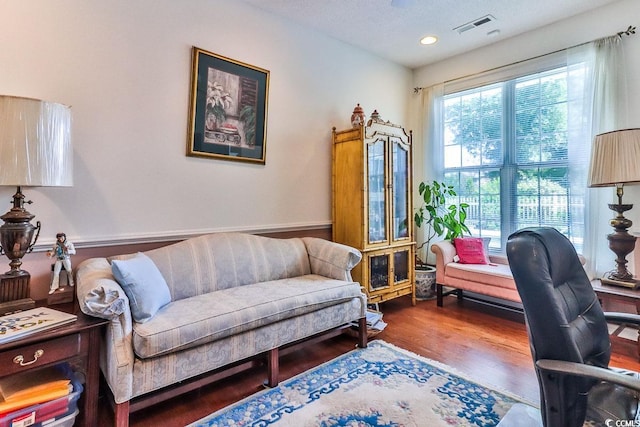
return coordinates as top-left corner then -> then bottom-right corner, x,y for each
332,119 -> 415,305
0,306 -> 107,427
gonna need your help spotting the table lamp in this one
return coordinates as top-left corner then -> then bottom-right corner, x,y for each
0,95 -> 72,310
588,128 -> 640,288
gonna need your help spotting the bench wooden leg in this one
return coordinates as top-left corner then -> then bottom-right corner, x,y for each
267,348 -> 279,387
436,284 -> 444,307
437,285 -> 465,306
358,317 -> 368,348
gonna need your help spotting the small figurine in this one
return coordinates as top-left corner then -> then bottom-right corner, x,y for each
47,232 -> 76,294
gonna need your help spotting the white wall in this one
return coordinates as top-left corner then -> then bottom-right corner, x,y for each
412,0 -> 640,203
0,0 -> 412,249
410,0 -> 640,272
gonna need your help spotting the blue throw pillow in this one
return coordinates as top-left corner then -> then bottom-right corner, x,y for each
111,253 -> 171,323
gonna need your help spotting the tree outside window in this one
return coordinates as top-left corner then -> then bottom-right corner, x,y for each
442,66 -> 586,252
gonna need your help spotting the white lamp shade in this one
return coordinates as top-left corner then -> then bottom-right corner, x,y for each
588,128 -> 640,188
0,95 -> 72,187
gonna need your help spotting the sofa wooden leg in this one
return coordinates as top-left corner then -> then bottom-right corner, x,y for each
267,348 -> 279,387
436,284 -> 444,307
358,316 -> 368,348
114,400 -> 130,427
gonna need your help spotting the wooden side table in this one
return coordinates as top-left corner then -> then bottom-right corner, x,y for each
592,279 -> 640,360
0,304 -> 107,427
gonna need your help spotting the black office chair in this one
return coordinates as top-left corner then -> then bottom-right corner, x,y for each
506,227 -> 640,427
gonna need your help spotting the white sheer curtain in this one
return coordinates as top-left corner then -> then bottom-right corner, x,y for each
417,35 -> 627,272
415,84 -> 443,265
567,42 -> 598,276
581,35 -> 627,278
419,84 -> 444,183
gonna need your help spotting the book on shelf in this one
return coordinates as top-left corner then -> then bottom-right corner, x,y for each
0,307 -> 76,344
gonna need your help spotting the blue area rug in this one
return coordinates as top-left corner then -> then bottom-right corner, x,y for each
188,340 -> 530,427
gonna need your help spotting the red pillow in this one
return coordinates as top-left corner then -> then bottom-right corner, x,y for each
453,237 -> 490,264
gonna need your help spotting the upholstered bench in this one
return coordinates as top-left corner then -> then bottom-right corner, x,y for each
431,238 -> 586,308
431,239 -> 520,307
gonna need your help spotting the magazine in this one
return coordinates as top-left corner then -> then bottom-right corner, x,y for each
350,309 -> 387,332
0,307 -> 77,344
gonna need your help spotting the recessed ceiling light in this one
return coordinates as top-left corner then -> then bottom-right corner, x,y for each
420,35 -> 438,45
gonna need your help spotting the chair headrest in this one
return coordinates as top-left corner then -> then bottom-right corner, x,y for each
508,227 -> 581,287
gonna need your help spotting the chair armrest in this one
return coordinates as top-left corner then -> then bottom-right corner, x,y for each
604,311 -> 640,327
302,237 -> 362,281
536,359 -> 640,392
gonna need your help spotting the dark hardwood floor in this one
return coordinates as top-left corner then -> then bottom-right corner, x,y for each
96,295 -> 640,427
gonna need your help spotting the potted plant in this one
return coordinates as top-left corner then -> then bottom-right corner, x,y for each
414,180 -> 470,299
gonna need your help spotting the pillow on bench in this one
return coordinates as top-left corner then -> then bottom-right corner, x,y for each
454,237 -> 490,264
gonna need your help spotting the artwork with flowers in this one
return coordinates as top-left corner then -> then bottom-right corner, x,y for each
187,47 -> 269,164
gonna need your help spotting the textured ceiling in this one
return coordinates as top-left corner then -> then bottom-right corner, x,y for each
240,0 -> 621,68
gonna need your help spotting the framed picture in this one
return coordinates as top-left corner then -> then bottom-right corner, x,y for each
187,47 -> 269,164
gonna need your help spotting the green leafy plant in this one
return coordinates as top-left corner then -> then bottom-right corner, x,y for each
414,180 -> 470,266
239,105 -> 256,146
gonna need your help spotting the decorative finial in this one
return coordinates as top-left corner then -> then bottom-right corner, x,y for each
351,104 -> 366,128
617,25 -> 636,38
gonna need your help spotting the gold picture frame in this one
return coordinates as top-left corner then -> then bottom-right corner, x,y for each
187,47 -> 269,164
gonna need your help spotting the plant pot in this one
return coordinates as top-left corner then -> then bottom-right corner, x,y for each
415,266 -> 436,300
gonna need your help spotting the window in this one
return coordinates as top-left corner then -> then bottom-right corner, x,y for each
442,65 -> 588,252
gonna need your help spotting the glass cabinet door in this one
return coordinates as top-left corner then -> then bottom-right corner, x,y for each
367,138 -> 386,244
391,138 -> 409,241
393,249 -> 409,284
369,253 -> 390,290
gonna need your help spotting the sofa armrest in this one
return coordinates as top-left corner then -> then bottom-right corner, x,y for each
430,240 -> 456,284
76,258 -> 129,320
489,254 -> 509,265
302,237 -> 362,281
76,257 -> 135,403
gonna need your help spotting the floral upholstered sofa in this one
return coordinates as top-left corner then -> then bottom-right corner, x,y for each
76,232 -> 367,426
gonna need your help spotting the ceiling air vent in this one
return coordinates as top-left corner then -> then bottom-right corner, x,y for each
454,14 -> 497,34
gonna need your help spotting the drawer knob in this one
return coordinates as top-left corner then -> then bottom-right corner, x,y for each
13,349 -> 44,366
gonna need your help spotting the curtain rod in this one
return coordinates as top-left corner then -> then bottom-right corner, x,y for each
413,25 -> 636,94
